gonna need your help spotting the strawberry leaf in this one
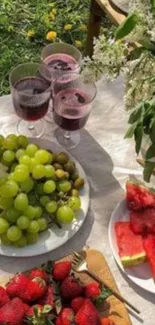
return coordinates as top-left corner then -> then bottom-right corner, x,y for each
42,305 -> 52,314
143,161 -> 155,183
44,261 -> 54,274
55,298 -> 62,314
94,288 -> 112,308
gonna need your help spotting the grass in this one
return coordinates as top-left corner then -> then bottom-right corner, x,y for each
0,0 -> 90,96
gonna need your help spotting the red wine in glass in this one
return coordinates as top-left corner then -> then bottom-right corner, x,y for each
13,77 -> 50,121
44,53 -> 79,74
53,88 -> 91,131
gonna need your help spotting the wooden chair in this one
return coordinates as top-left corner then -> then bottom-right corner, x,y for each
86,0 -> 127,57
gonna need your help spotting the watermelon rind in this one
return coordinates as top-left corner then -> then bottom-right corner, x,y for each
121,253 -> 147,268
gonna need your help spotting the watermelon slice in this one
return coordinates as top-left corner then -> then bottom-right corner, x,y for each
143,235 -> 155,278
126,180 -> 155,211
130,209 -> 155,235
115,222 -> 147,268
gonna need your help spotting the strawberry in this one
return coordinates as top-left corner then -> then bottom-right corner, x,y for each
0,286 -> 10,307
84,282 -> 100,298
29,268 -> 48,282
26,304 -> 43,316
75,298 -> 100,325
0,297 -> 25,325
52,261 -> 72,281
71,297 -> 85,313
59,307 -> 74,325
38,285 -> 55,307
6,273 -> 29,299
60,276 -> 83,301
55,315 -> 62,325
23,303 -> 29,314
25,277 -> 47,301
100,318 -> 114,325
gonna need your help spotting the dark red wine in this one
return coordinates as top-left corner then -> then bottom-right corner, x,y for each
44,53 -> 78,72
53,88 -> 91,131
13,77 -> 50,121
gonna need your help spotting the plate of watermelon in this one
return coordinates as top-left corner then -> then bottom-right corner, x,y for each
109,179 -> 155,294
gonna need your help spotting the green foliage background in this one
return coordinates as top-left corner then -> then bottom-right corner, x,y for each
0,0 -> 90,95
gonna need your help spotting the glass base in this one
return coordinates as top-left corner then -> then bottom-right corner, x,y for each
55,128 -> 80,149
17,119 -> 45,138
44,99 -> 54,124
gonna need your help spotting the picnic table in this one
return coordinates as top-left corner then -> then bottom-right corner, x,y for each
0,76 -> 154,324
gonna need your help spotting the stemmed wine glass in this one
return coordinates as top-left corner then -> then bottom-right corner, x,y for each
41,42 -> 82,123
9,62 -> 51,138
53,73 -> 97,149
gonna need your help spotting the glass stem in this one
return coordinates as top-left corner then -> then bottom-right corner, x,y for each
28,122 -> 34,130
64,131 -> 71,140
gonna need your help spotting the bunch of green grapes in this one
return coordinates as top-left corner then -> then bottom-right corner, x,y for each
0,134 -> 84,248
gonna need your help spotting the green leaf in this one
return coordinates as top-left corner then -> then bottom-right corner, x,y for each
139,39 -> 155,52
146,144 -> 155,160
128,104 -> 144,124
55,298 -> 62,314
150,120 -> 155,142
115,13 -> 139,40
42,305 -> 52,314
124,123 -> 137,138
143,161 -> 155,183
94,288 -> 112,308
134,124 -> 143,154
151,0 -> 155,9
0,14 -> 8,25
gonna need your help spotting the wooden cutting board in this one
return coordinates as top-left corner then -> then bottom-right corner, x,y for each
0,249 -> 132,325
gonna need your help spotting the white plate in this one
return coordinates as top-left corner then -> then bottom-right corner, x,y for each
109,199 -> 155,294
0,138 -> 90,257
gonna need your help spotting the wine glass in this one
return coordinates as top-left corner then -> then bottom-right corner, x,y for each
9,62 -> 51,138
53,73 -> 97,149
41,42 -> 82,123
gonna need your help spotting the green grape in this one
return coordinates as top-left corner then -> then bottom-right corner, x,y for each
0,197 -> 13,210
47,152 -> 54,164
74,177 -> 84,189
7,134 -> 17,141
40,196 -> 50,207
3,150 -> 15,164
17,216 -> 30,229
10,163 -> 18,173
16,149 -> 26,160
55,169 -> 66,179
14,193 -> 28,211
27,220 -> 40,233
70,189 -> 80,197
6,207 -> 21,224
25,206 -> 36,220
20,177 -> 34,193
7,226 -> 22,241
35,149 -> 49,164
38,218 -> 48,231
56,206 -> 74,223
57,180 -> 71,193
1,180 -> 19,198
1,157 -> 10,167
56,152 -> 69,165
68,196 -> 81,211
0,177 -> 7,186
0,218 -> 9,234
3,137 -> 17,150
53,163 -> 63,170
13,164 -> 29,182
26,144 -> 38,157
19,155 -> 31,167
46,201 -> 58,213
15,235 -> 27,247
1,233 -> 11,245
27,232 -> 39,245
0,135 -> 4,147
43,180 -> 56,194
8,173 -> 15,181
35,183 -> 44,196
33,206 -> 43,219
71,173 -> 79,181
44,165 -> 55,178
64,161 -> 75,173
32,165 -> 45,179
28,193 -> 38,205
17,135 -> 28,148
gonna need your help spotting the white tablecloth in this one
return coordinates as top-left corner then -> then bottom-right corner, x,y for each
0,76 -> 154,324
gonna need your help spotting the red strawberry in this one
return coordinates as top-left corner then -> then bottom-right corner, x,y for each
100,318 -> 114,325
23,303 -> 29,314
71,297 -> 85,313
29,268 -> 48,282
52,261 -> 72,281
84,282 -> 100,298
75,298 -> 100,325
0,297 -> 25,325
60,276 -> 83,301
26,304 -> 43,316
59,307 -> 74,325
55,315 -> 62,325
25,277 -> 47,301
6,273 -> 29,299
38,285 -> 55,307
0,286 -> 10,307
